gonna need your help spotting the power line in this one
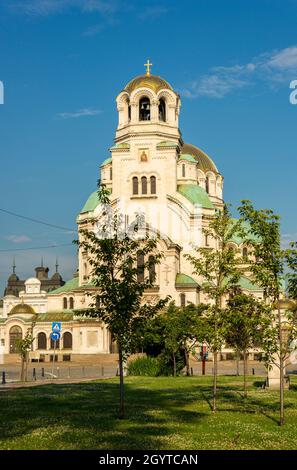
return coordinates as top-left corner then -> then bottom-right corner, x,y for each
0,243 -> 74,253
0,208 -> 75,233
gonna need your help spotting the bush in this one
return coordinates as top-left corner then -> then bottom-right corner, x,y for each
128,356 -> 162,376
128,353 -> 185,377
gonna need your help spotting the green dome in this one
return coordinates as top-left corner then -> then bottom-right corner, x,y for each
178,184 -> 214,209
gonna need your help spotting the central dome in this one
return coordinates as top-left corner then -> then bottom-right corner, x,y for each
124,74 -> 173,94
181,143 -> 219,174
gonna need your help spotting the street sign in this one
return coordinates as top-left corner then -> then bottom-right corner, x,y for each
52,322 -> 61,332
50,331 -> 61,341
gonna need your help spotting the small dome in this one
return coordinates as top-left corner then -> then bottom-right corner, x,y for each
124,75 -> 173,94
51,272 -> 63,281
9,303 -> 36,315
181,143 -> 219,174
8,273 -> 19,282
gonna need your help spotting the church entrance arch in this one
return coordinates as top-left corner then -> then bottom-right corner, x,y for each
9,325 -> 22,353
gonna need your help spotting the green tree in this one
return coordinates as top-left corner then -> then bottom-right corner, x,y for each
76,183 -> 169,419
287,242 -> 297,300
15,328 -> 34,382
185,205 -> 242,412
222,293 -> 270,398
238,200 -> 297,425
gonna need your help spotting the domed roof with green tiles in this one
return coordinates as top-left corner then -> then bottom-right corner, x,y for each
179,154 -> 197,164
176,273 -> 199,287
100,157 -> 112,167
80,191 -> 100,214
178,184 -> 214,209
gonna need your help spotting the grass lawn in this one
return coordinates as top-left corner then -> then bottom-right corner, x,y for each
1,375 -> 297,450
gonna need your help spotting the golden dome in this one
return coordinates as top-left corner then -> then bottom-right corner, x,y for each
181,143 -> 219,174
9,303 -> 36,315
124,75 -> 173,94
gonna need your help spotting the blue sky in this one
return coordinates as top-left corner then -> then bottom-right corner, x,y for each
0,0 -> 297,293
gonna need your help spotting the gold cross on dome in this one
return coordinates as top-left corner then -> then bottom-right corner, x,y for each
144,59 -> 153,76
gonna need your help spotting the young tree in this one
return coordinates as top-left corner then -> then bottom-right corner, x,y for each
222,293 -> 270,398
287,242 -> 297,300
238,200 -> 297,425
185,205 -> 242,412
16,328 -> 34,382
76,183 -> 169,419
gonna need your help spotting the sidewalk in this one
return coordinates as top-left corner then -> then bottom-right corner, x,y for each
0,375 -> 115,391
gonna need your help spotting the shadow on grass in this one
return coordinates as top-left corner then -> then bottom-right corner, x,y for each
0,380 -> 207,450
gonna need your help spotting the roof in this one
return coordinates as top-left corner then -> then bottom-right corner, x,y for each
238,276 -> 263,292
179,154 -> 197,164
36,312 -> 74,322
109,143 -> 130,151
100,157 -> 112,166
48,277 -> 79,295
80,191 -> 100,214
176,273 -> 199,287
230,219 -> 260,245
9,304 -> 36,315
181,143 -> 219,174
157,141 -> 178,148
124,74 -> 173,94
177,184 -> 214,209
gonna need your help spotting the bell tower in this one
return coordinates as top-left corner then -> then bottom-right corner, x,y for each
105,61 -> 183,202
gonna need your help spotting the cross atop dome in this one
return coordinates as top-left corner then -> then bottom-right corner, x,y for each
144,59 -> 153,76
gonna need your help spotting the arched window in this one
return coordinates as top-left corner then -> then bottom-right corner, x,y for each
148,255 -> 156,283
128,104 -> 131,121
182,164 -> 186,177
37,332 -> 47,350
139,97 -> 151,121
69,297 -> 74,309
205,176 -> 210,194
158,98 -> 166,121
50,336 -> 60,349
9,325 -> 22,354
132,177 -> 138,195
109,167 -> 112,180
141,176 -> 147,195
137,251 -> 145,283
180,293 -> 186,307
63,297 -> 67,309
242,247 -> 248,260
63,332 -> 73,350
150,176 -> 156,194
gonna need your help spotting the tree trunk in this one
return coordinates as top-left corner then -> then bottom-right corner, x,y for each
118,347 -> 125,419
278,305 -> 285,426
184,349 -> 190,376
213,350 -> 218,412
243,350 -> 248,399
20,357 -> 25,382
173,353 -> 176,377
25,351 -> 29,382
236,348 -> 240,376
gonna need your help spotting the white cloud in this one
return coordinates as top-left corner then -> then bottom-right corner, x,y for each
138,6 -> 168,20
6,235 -> 32,244
183,46 -> 297,99
9,0 -> 117,17
57,108 -> 102,119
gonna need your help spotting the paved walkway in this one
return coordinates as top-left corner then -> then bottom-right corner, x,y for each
0,375 -> 115,391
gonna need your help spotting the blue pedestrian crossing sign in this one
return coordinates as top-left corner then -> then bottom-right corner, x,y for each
52,322 -> 61,332
50,331 -> 61,341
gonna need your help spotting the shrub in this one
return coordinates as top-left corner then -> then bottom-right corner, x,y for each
128,356 -> 162,376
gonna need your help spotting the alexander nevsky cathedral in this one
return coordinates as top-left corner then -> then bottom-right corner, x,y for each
0,63 -> 266,361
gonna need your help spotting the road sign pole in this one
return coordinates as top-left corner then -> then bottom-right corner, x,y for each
51,340 -> 56,378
